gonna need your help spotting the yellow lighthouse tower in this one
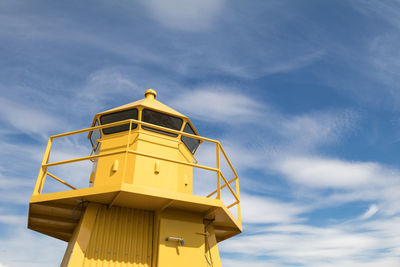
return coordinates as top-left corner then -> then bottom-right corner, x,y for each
28,89 -> 242,266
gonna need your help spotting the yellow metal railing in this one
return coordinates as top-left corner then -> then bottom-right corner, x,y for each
33,119 -> 241,223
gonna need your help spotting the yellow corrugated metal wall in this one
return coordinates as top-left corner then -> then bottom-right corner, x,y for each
83,206 -> 154,267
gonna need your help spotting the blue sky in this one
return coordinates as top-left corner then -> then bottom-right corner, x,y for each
1,0 -> 400,266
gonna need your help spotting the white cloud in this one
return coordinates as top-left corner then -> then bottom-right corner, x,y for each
0,210 -> 66,267
77,69 -> 143,112
171,87 -> 357,153
241,194 -> 307,224
222,228 -> 376,259
171,86 -> 266,123
169,89 -> 361,208
217,50 -> 324,79
280,110 -> 356,148
261,50 -> 324,74
0,141 -> 47,205
0,191 -> 31,205
0,97 -> 60,136
268,154 -> 400,218
345,2 -> 400,105
360,204 -> 379,220
274,156 -> 388,189
367,34 -> 400,99
0,176 -> 27,188
222,256 -> 400,267
222,259 -> 281,267
0,214 -> 26,225
352,1 -> 400,29
220,217 -> 400,267
141,0 -> 225,32
0,226 -> 66,267
0,176 -> 32,206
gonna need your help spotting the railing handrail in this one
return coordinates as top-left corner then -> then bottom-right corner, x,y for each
51,118 -> 220,144
50,118 -> 239,185
34,119 -> 241,222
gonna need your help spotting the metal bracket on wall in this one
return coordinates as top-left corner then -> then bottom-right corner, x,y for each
165,237 -> 185,246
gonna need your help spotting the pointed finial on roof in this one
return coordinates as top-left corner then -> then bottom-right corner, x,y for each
144,89 -> 157,100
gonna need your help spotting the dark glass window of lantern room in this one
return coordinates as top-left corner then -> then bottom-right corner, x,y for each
100,108 -> 138,134
142,109 -> 183,137
89,120 -> 101,148
181,123 -> 200,154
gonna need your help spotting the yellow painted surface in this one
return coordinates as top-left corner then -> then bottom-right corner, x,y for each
63,204 -> 154,267
95,89 -> 187,121
205,225 -> 222,267
91,113 -> 193,194
92,131 -> 136,187
157,210 -> 205,267
61,203 -> 100,266
83,206 -> 154,267
131,131 -> 193,194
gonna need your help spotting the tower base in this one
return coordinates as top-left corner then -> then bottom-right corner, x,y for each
61,203 -> 222,267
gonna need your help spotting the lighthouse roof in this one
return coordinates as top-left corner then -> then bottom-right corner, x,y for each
91,89 -> 188,126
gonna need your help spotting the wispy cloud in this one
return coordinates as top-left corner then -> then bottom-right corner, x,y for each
270,154 -> 400,219
316,1 -> 400,108
76,68 -> 144,114
274,156 -> 385,189
172,87 -> 356,145
171,88 -> 360,187
241,194 -> 307,224
278,109 -> 357,151
352,0 -> 400,29
0,97 -> 60,137
0,174 -> 32,205
0,224 -> 65,267
368,34 -> 400,91
171,86 -> 266,123
79,69 -> 141,102
219,50 -> 325,79
140,0 -> 225,32
221,217 -> 400,267
0,214 -> 26,225
360,204 -> 379,220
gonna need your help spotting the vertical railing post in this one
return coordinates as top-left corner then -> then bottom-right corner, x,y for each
33,137 -> 53,196
122,120 -> 133,183
216,143 -> 221,199
236,176 -> 241,224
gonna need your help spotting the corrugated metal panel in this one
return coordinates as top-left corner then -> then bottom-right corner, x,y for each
83,206 -> 154,267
